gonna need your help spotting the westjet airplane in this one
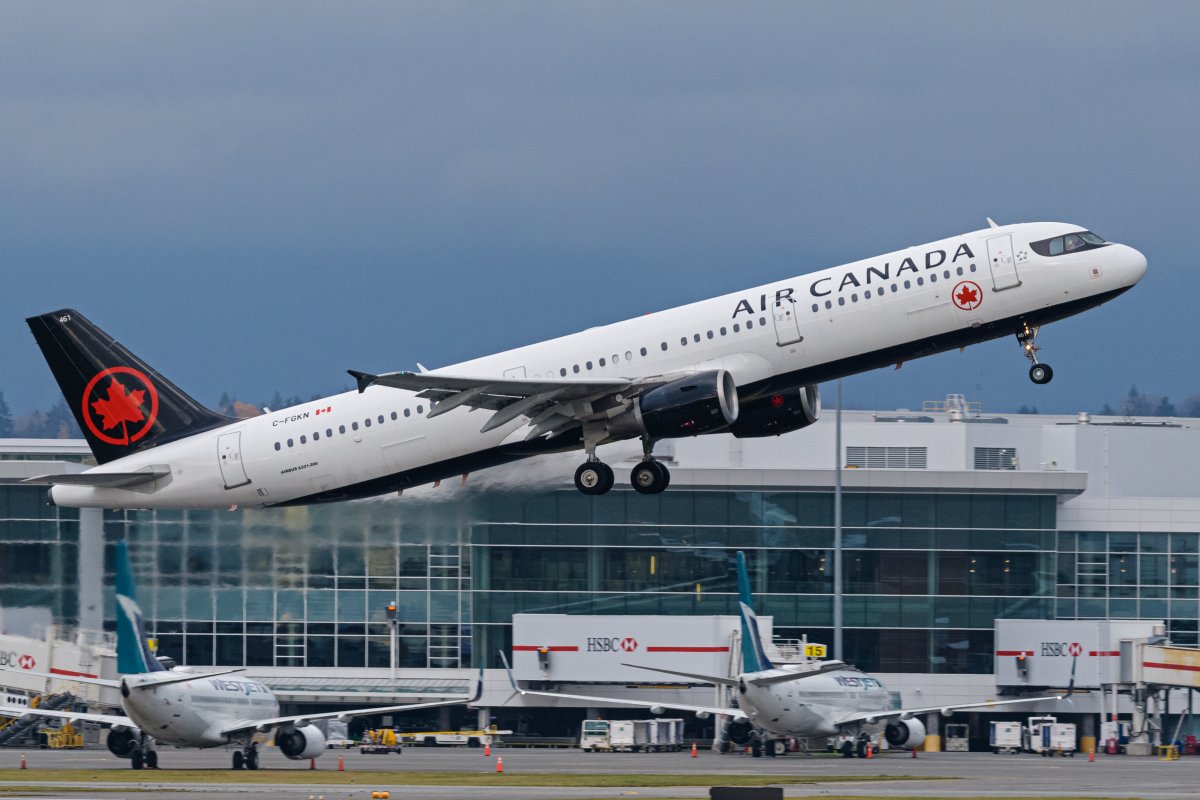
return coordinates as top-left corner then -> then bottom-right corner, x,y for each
0,542 -> 481,769
502,551 -> 1060,757
24,221 -> 1145,509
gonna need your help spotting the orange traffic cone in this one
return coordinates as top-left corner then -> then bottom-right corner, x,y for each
866,742 -> 873,759
337,754 -> 345,772
496,756 -> 504,773
691,742 -> 698,758
19,753 -> 27,769
911,746 -> 918,759
1089,749 -> 1095,762
310,758 -> 316,770
484,742 -> 491,756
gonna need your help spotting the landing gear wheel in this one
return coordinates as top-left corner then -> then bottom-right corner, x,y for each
245,748 -> 259,770
840,740 -> 855,758
770,739 -> 788,757
1029,363 -> 1053,384
145,750 -> 158,769
856,739 -> 868,758
232,750 -> 244,770
131,750 -> 144,770
631,460 -> 669,495
574,461 -> 614,495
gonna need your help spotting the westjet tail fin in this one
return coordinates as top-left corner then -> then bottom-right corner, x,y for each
26,309 -> 233,465
735,551 -> 774,674
115,540 -> 166,675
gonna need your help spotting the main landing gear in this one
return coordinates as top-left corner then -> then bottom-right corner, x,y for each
1017,321 -> 1053,385
572,438 -> 670,496
232,743 -> 260,770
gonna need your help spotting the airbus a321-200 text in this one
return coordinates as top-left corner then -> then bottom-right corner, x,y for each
24,221 -> 1146,509
0,542 -> 481,769
503,551 -> 1060,757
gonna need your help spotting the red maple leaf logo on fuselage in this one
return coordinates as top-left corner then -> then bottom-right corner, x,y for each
91,379 -> 146,444
952,281 -> 982,311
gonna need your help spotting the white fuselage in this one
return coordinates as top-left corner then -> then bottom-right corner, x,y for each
121,673 -> 278,748
737,668 -> 892,738
52,222 -> 1147,509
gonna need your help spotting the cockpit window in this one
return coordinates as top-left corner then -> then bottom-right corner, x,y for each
1030,231 -> 1108,257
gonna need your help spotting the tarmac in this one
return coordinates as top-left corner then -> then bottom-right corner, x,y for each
1,745 -> 1197,799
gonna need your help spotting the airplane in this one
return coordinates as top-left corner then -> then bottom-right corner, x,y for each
0,541 -> 481,770
23,221 -> 1146,510
500,551 -> 1061,757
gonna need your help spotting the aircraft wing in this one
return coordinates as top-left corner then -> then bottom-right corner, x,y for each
348,369 -> 647,438
830,694 -> 1063,729
0,705 -> 132,727
0,666 -> 120,689
500,654 -> 746,719
217,671 -> 484,737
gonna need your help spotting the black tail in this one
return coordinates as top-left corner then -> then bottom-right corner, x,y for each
26,309 -> 233,464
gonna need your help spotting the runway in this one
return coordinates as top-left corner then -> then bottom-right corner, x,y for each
1,746 -> 1198,799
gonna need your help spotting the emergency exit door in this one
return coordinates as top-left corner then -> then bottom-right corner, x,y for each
772,297 -> 803,346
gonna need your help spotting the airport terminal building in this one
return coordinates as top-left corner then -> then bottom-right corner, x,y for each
3,396 -> 1200,738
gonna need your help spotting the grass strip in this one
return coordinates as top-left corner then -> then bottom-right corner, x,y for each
0,769 -> 938,787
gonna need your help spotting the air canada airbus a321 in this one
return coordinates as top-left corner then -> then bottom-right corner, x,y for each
25,221 -> 1146,510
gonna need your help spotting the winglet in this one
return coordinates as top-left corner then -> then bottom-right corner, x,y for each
498,650 -> 524,694
347,370 -> 377,394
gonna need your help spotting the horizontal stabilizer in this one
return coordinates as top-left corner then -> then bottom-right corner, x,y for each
745,661 -> 849,686
22,467 -> 171,489
618,662 -> 738,687
127,667 -> 245,689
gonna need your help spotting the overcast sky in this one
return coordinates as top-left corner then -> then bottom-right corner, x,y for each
2,2 -> 1196,418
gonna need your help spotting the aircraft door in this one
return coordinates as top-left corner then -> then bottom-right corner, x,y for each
772,297 -> 803,346
986,234 -> 1021,290
217,432 -> 251,489
503,367 -> 526,379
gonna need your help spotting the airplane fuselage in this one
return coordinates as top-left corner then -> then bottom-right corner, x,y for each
49,221 -> 1147,509
738,668 -> 893,738
121,673 -> 278,748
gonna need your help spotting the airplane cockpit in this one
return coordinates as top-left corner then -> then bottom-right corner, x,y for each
1029,230 -> 1109,257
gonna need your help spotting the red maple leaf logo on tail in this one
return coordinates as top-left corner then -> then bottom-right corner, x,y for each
91,379 -> 146,444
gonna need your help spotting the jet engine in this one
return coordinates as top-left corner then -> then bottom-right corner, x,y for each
276,725 -> 328,760
729,385 -> 820,438
637,370 -> 739,438
883,718 -> 926,748
106,727 -> 140,758
725,718 -> 757,747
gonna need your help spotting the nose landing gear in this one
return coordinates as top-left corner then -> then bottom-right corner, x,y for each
1017,322 -> 1053,384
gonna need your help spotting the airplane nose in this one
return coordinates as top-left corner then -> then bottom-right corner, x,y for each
1119,244 -> 1148,285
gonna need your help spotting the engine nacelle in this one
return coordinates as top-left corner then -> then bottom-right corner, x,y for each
106,728 -> 140,758
637,370 -> 738,439
276,726 -> 327,760
729,385 -> 820,438
884,717 -> 926,748
725,719 -> 757,747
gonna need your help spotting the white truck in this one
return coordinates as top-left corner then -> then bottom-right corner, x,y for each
580,719 -> 686,752
1025,716 -> 1076,756
989,721 -> 1023,754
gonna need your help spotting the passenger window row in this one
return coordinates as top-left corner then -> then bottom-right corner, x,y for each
556,316 -> 769,377
810,264 -> 977,312
273,404 -> 426,451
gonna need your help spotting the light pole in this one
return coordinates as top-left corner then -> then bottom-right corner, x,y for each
833,379 -> 843,662
386,601 -> 398,685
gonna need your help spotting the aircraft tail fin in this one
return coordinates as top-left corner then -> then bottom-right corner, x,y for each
735,551 -> 774,674
26,309 -> 232,465
115,540 -> 166,675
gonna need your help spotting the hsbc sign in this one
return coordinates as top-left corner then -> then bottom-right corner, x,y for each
1040,641 -> 1084,657
0,651 -> 35,670
586,637 -> 638,653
